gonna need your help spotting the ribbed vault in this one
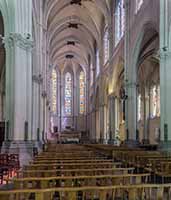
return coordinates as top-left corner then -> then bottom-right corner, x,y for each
44,0 -> 110,70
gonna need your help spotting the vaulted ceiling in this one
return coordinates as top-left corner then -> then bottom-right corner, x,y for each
44,0 -> 110,70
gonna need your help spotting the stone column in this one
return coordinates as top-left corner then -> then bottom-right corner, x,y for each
2,1 -> 36,165
92,67 -> 96,141
126,82 -> 137,143
99,104 -> 105,143
160,0 -> 171,150
124,0 -> 138,145
160,50 -> 171,148
32,75 -> 41,141
108,95 -> 116,143
99,75 -> 105,143
4,33 -> 33,141
143,87 -> 150,143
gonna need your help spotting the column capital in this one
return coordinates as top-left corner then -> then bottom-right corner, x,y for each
32,74 -> 43,84
125,81 -> 137,89
160,49 -> 171,59
3,33 -> 34,50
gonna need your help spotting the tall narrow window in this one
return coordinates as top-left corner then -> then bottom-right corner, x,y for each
96,49 -> 100,76
135,0 -> 143,13
79,71 -> 86,114
104,29 -> 109,64
115,0 -> 125,45
137,94 -> 141,121
51,69 -> 57,114
150,85 -> 157,118
156,85 -> 160,117
65,72 -> 72,115
90,64 -> 94,86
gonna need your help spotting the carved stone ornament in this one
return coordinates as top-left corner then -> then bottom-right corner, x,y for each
3,33 -> 34,50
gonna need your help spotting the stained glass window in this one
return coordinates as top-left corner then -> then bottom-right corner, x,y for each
51,69 -> 57,114
115,0 -> 125,45
156,85 -> 160,117
137,94 -> 141,121
96,50 -> 100,76
65,72 -> 72,115
79,71 -> 86,114
104,29 -> 109,64
90,64 -> 94,86
135,0 -> 143,13
150,85 -> 157,118
150,85 -> 160,118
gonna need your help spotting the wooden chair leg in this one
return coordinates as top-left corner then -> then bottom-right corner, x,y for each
156,187 -> 164,200
0,194 -> 9,200
99,191 -> 106,200
128,188 -> 137,200
36,192 -> 44,200
112,189 -> 116,200
68,191 -> 77,200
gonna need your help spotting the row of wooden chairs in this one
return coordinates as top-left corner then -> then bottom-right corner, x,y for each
87,144 -> 171,183
2,143 -> 171,199
0,184 -> 170,200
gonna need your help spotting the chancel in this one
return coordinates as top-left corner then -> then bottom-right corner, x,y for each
0,0 -> 171,199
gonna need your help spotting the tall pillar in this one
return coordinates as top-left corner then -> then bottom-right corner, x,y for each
143,88 -> 150,143
2,0 -> 36,165
99,75 -> 105,143
160,0 -> 171,150
99,104 -> 105,143
32,76 -> 41,141
126,82 -> 137,143
108,95 -> 116,143
124,0 -> 138,145
4,33 -> 33,141
160,49 -> 171,148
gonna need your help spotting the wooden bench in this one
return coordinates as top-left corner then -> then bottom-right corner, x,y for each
8,173 -> 150,189
24,162 -> 121,170
31,159 -> 114,164
17,167 -> 135,178
0,184 -> 170,200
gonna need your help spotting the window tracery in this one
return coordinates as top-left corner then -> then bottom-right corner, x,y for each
79,71 -> 86,114
137,94 -> 142,121
65,72 -> 72,115
51,69 -> 57,114
150,85 -> 160,118
115,0 -> 125,45
104,29 -> 109,64
135,0 -> 143,13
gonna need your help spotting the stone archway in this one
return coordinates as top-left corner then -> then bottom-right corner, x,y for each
136,27 -> 159,144
126,22 -> 159,143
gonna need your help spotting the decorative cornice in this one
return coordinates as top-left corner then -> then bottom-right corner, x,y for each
3,33 -> 34,50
